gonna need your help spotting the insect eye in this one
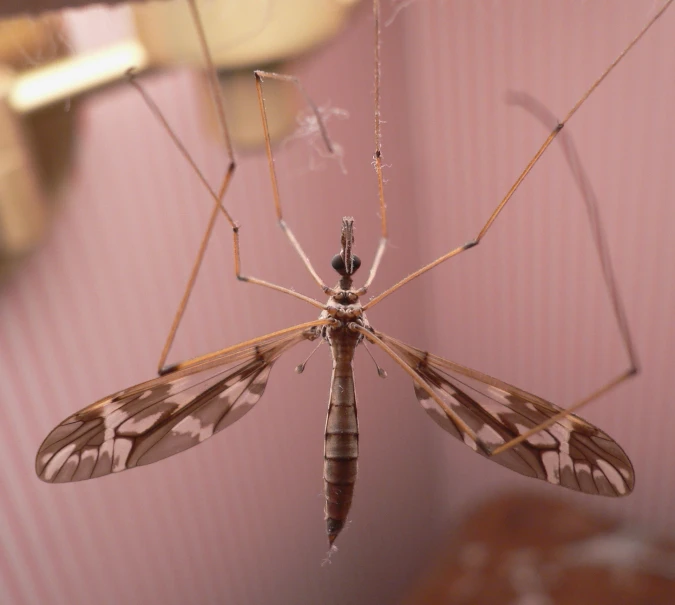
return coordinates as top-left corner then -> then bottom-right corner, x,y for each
331,254 -> 362,275
331,254 -> 346,274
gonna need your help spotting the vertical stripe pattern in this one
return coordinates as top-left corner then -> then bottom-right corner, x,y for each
2,3 -> 675,604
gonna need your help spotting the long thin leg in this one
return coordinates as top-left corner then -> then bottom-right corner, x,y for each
253,70 -> 334,293
363,0 -> 674,312
186,0 -> 330,308
131,0 -> 326,374
490,92 -> 638,457
256,1 -> 388,295
359,0 -> 388,294
254,63 -> 388,294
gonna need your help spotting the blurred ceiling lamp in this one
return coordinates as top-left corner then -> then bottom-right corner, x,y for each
0,0 -> 361,281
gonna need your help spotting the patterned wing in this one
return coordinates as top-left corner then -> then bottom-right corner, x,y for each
37,324 -> 319,483
376,332 -> 634,496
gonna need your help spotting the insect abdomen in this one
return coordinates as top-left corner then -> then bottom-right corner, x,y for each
324,336 -> 359,546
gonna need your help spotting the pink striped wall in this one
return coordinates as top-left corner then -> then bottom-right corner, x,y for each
1,2 -> 674,604
400,0 -> 675,529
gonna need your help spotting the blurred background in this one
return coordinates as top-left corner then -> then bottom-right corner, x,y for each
1,1 -> 674,603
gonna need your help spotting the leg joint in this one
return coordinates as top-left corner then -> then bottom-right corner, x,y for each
158,363 -> 177,377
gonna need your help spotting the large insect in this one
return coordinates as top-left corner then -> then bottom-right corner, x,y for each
36,0 -> 672,546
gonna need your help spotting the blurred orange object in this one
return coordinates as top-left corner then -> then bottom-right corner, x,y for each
402,493 -> 675,605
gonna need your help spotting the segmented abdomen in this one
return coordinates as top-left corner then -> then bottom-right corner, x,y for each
324,335 -> 359,546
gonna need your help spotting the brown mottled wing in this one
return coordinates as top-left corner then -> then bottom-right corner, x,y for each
37,325 -> 316,483
376,332 -> 634,497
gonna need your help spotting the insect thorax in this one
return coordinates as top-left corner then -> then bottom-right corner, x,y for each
319,289 -> 369,342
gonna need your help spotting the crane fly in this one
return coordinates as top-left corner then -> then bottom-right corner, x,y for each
36,0 -> 672,546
